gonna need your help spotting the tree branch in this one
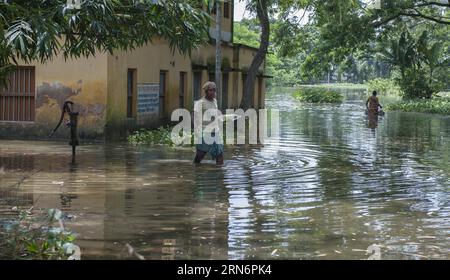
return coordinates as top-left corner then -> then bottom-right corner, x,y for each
405,9 -> 450,25
372,8 -> 450,28
414,1 -> 450,8
372,13 -> 402,28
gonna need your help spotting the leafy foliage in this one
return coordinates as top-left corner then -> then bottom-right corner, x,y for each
235,18 -> 391,86
0,0 -> 211,84
128,125 -> 241,146
294,87 -> 343,103
0,208 -> 78,260
379,28 -> 449,99
386,97 -> 450,115
127,126 -> 192,146
234,19 -> 305,86
271,0 -> 449,93
366,78 -> 401,96
233,18 -> 261,49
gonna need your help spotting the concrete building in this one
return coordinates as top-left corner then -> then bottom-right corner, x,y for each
0,2 -> 267,140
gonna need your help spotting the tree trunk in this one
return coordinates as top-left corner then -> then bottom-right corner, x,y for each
240,0 -> 270,109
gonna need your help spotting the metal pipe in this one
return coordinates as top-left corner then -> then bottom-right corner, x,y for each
50,101 -> 80,161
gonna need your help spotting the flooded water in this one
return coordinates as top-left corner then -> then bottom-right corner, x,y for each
1,88 -> 449,260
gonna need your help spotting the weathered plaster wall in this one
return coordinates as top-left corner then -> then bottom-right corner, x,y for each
37,54 -> 107,139
106,38 -> 193,133
0,54 -> 108,140
105,38 -> 262,134
1,26 -> 265,141
191,43 -> 235,107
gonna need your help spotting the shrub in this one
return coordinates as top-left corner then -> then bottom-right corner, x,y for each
397,68 -> 439,100
294,88 -> 343,103
386,97 -> 450,115
0,208 -> 79,260
127,126 -> 192,146
128,125 -> 249,146
366,78 -> 401,96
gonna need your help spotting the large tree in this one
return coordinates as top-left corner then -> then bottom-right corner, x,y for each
272,0 -> 449,96
239,0 -> 270,109
274,0 -> 450,74
0,0 -> 211,83
238,0 -> 313,109
377,26 -> 449,99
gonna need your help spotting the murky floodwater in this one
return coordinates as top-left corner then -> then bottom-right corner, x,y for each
1,88 -> 449,260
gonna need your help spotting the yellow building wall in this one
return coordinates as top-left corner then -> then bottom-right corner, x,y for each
0,54 -> 108,139
208,1 -> 234,36
106,38 -> 258,132
239,46 -> 266,109
191,43 -> 235,108
36,54 -> 108,136
258,76 -> 267,109
104,1 -> 240,131
0,4 -> 266,140
106,38 -> 193,131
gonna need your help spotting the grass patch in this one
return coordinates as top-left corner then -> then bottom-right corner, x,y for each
128,123 -> 258,146
300,83 -> 367,90
294,88 -> 344,103
127,126 -> 191,146
386,96 -> 450,115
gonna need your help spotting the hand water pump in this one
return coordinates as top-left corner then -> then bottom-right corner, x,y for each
49,101 -> 80,159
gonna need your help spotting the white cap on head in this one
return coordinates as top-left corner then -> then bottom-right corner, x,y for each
202,81 -> 216,92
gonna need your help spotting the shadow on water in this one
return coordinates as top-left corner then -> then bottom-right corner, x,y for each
1,87 -> 450,259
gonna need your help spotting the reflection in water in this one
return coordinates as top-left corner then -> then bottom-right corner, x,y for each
367,113 -> 379,130
1,88 -> 450,260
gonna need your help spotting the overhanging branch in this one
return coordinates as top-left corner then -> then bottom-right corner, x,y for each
414,1 -> 450,8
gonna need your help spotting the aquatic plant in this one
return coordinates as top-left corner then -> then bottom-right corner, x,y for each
127,126 -> 192,146
0,208 -> 79,260
300,83 -> 367,90
386,96 -> 450,115
128,125 -> 246,146
294,88 -> 344,103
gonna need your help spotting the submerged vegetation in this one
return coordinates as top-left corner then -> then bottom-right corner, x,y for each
128,127 -> 181,146
0,208 -> 79,260
386,97 -> 450,115
294,88 -> 344,104
128,124 -> 256,146
291,82 -> 450,115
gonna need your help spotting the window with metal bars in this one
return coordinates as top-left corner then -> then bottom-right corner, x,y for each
0,66 -> 36,122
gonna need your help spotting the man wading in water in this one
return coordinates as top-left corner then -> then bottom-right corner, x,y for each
193,82 -> 224,165
366,90 -> 383,114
